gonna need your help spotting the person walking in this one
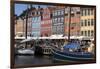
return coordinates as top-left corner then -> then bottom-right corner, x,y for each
88,41 -> 94,54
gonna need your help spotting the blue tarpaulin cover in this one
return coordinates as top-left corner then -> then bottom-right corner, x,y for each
63,43 -> 80,49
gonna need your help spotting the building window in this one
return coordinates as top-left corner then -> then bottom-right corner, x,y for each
71,13 -> 74,17
88,30 -> 90,36
91,9 -> 94,15
55,11 -> 57,16
61,10 -> 64,15
57,11 -> 60,15
84,19 -> 87,26
32,12 -> 34,15
91,30 -> 94,36
61,17 -> 64,22
42,21 -> 44,24
55,18 -> 57,22
35,12 -> 37,15
88,19 -> 90,26
81,31 -> 83,35
53,12 -> 55,16
36,17 -> 38,21
52,19 -> 55,23
81,9 -> 83,16
85,31 -> 87,36
36,12 -> 38,15
91,19 -> 94,26
34,17 -> 36,22
88,9 -> 90,15
82,9 -> 85,16
53,26 -> 56,33
65,8 -> 68,13
81,20 -> 83,26
58,18 -> 60,22
38,11 -> 40,15
32,18 -> 35,21
84,9 -> 87,16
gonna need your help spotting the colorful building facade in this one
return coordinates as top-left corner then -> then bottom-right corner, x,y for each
52,6 -> 65,35
64,7 -> 81,36
15,17 -> 25,37
15,5 -> 95,38
41,7 -> 52,37
31,7 -> 42,37
80,8 -> 95,38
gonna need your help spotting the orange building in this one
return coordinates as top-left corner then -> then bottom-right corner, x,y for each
41,7 -> 54,36
15,17 -> 25,37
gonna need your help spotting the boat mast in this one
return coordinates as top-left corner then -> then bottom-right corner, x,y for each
25,5 -> 29,48
68,7 -> 71,42
30,4 -> 32,37
25,5 -> 29,39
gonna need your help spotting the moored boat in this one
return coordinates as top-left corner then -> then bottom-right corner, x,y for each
51,43 -> 95,62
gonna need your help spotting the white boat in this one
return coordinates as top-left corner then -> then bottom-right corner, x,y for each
17,49 -> 34,55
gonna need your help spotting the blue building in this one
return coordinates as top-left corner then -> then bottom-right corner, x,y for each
31,8 -> 42,37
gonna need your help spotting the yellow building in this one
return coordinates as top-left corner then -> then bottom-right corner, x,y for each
80,8 -> 95,39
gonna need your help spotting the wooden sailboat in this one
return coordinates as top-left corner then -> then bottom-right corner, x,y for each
51,45 -> 94,62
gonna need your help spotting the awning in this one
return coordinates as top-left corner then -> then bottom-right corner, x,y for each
70,36 -> 78,39
20,38 -> 33,43
78,36 -> 91,40
50,34 -> 68,39
15,37 -> 25,40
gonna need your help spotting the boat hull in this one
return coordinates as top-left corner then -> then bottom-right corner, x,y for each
52,48 -> 94,62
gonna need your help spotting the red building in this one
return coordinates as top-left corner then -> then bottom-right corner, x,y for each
41,7 -> 52,37
64,7 -> 81,36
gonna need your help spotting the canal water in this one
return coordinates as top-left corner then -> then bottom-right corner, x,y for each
15,55 -> 59,65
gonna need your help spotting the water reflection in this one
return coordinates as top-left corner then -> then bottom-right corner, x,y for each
15,55 -> 54,65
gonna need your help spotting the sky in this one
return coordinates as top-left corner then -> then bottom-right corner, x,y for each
15,4 -> 27,16
15,4 -> 52,16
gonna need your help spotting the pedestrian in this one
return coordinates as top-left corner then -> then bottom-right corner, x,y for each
88,40 -> 94,54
